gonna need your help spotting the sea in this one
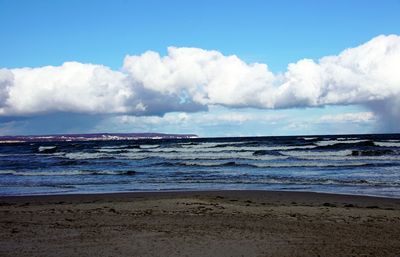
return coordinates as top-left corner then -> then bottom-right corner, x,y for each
1,134 -> 400,198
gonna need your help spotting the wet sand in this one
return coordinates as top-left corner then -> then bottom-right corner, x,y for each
1,190 -> 399,257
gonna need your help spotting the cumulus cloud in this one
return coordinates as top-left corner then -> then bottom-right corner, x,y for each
0,34 -> 399,130
1,62 -> 132,115
282,35 -> 400,107
123,47 -> 276,108
0,62 -> 205,116
122,35 -> 400,111
0,69 -> 13,108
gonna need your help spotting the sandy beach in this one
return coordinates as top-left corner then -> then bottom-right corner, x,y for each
0,190 -> 399,257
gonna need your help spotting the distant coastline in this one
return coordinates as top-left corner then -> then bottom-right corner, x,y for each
0,132 -> 199,143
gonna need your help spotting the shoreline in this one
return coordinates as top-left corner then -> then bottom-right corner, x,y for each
3,186 -> 400,198
2,189 -> 400,205
1,190 -> 400,256
1,189 -> 400,204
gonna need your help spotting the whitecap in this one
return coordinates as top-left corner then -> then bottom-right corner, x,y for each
374,141 -> 400,147
38,146 -> 57,152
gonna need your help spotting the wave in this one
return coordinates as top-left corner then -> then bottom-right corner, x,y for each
180,142 -> 222,148
179,141 -> 270,149
300,137 -> 318,140
96,148 -> 130,154
283,150 -> 353,157
208,142 -> 262,148
252,146 -> 317,156
142,144 -> 317,154
285,149 -> 397,158
152,160 -> 390,169
140,144 -> 160,149
89,170 -> 136,175
64,152 -> 116,160
96,145 -> 141,151
56,160 -> 90,166
150,176 -> 400,187
61,142 -> 101,152
122,144 -> 141,149
38,146 -> 58,153
314,140 -> 375,150
287,155 -> 400,161
336,137 -> 360,140
0,170 -> 137,176
157,152 -> 289,161
179,161 -> 250,167
374,141 -> 400,147
315,138 -> 367,146
32,139 -> 399,159
253,150 -> 283,156
350,149 -> 397,156
153,161 -> 248,168
252,162 -> 397,169
178,142 -> 199,145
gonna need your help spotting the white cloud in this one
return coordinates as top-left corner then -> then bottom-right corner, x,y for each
1,62 -> 132,115
0,62 -> 205,116
0,34 -> 399,130
123,47 -> 276,108
292,35 -> 400,106
0,69 -> 13,108
122,35 -> 400,111
318,112 -> 376,123
113,110 -> 286,128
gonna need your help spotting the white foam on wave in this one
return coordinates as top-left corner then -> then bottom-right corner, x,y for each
180,142 -> 230,148
97,147 -> 141,153
265,145 -> 317,150
315,139 -> 368,146
300,137 -> 318,140
0,170 -> 17,175
166,177 -> 398,187
293,155 -> 400,161
146,144 -> 316,153
180,161 -> 235,167
98,145 -> 128,150
128,151 -> 286,161
91,149 -> 291,161
97,148 -> 123,153
336,137 -> 360,140
176,160 -> 371,169
140,144 -> 160,149
283,150 -> 353,157
161,151 -> 254,160
38,146 -> 57,152
253,161 -> 371,168
64,152 -> 111,160
374,141 -> 400,147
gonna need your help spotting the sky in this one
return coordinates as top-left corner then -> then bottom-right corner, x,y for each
0,0 -> 399,137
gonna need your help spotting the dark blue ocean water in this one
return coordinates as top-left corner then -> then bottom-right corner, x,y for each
1,134 -> 400,197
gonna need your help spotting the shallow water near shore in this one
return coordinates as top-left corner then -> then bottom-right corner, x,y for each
1,133 -> 400,197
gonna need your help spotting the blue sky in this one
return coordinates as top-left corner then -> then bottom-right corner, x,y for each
0,0 -> 399,136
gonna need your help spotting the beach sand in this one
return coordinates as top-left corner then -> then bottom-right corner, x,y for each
0,190 -> 399,257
